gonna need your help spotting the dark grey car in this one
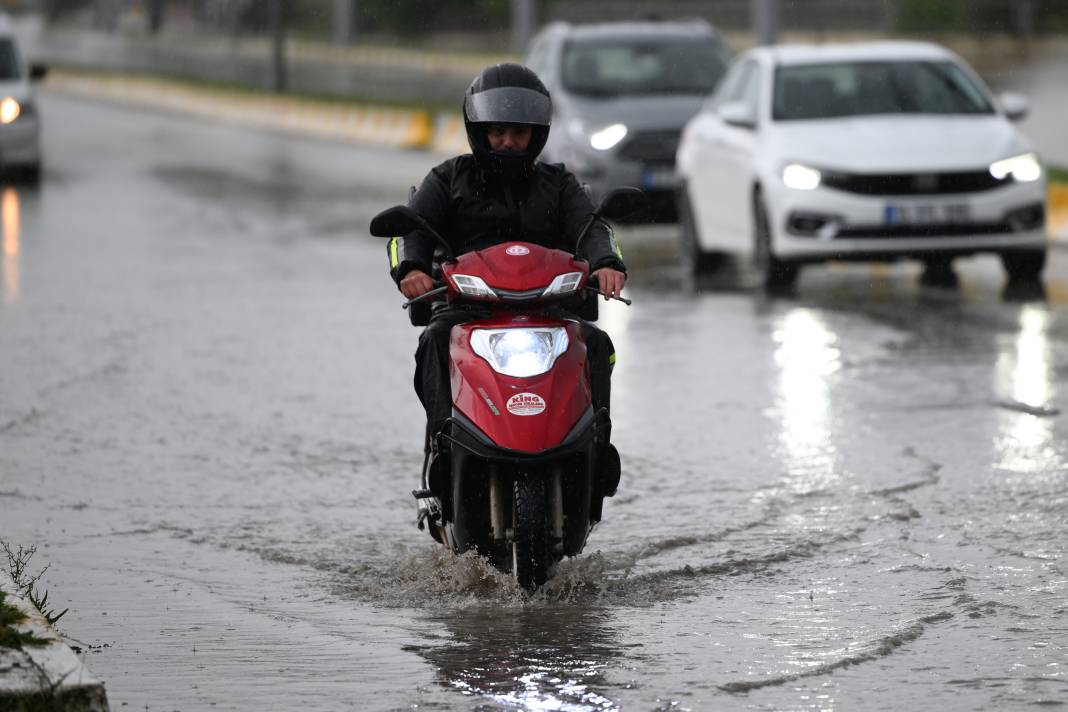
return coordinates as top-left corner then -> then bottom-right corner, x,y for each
525,19 -> 731,220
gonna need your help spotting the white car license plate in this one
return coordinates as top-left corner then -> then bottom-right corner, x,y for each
641,167 -> 677,189
884,202 -> 971,225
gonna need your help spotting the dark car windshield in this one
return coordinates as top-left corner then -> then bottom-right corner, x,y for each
0,39 -> 19,81
562,37 -> 729,97
772,60 -> 995,121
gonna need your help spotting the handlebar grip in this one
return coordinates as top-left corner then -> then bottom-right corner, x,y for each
402,283 -> 448,310
584,285 -> 631,306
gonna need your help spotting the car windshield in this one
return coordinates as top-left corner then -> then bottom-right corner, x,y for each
0,39 -> 19,80
772,60 -> 995,121
562,37 -> 729,97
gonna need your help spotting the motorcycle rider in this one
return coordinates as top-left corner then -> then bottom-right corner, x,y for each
387,63 -> 627,488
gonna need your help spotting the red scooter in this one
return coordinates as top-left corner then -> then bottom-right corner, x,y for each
370,188 -> 644,590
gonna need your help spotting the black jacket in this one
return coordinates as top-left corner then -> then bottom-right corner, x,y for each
388,155 -> 625,284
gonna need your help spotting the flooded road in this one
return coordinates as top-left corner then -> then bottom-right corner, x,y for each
1,92 -> 1066,710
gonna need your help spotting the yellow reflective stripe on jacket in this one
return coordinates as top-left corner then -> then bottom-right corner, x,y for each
389,237 -> 400,268
608,352 -> 617,365
608,224 -> 623,259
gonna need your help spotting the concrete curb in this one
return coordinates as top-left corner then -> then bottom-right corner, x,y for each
45,70 -> 439,151
0,572 -> 109,711
431,112 -> 470,156
44,69 -> 476,155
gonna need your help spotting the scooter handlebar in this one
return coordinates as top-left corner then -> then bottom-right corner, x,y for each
402,283 -> 448,310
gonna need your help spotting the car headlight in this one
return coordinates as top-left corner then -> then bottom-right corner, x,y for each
589,123 -> 628,151
782,163 -> 821,190
470,327 -> 570,378
450,274 -> 498,299
0,97 -> 20,124
541,271 -> 584,298
989,153 -> 1042,182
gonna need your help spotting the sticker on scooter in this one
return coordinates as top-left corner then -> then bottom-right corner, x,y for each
506,392 -> 546,416
506,245 -> 530,256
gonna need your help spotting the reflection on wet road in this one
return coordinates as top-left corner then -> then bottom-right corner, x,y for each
1,92 -> 1065,710
410,607 -> 622,709
772,308 -> 842,491
2,187 -> 18,304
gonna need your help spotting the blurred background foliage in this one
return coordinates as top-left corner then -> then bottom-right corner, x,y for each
30,0 -> 1068,38
897,0 -> 1068,34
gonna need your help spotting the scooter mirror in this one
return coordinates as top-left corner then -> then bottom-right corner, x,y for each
597,187 -> 647,221
369,204 -> 458,262
369,205 -> 421,238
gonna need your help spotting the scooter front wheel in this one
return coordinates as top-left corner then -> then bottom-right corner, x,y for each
512,477 -> 549,592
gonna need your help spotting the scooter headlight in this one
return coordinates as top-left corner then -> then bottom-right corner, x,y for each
450,274 -> 498,299
470,327 -> 570,378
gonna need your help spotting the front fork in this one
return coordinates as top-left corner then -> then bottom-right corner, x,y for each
488,465 -> 564,554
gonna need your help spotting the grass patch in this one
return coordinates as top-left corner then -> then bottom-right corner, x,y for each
0,591 -> 50,650
1,541 -> 68,628
1047,165 -> 1068,185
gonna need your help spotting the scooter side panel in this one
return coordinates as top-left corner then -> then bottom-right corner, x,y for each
450,320 -> 590,454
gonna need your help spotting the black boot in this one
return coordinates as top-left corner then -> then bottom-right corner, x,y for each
599,442 -> 621,498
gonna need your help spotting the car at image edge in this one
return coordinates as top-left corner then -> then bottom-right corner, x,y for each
676,41 -> 1048,288
525,18 -> 731,220
0,14 -> 45,181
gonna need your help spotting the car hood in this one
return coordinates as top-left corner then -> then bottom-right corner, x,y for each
771,115 -> 1032,173
561,93 -> 705,132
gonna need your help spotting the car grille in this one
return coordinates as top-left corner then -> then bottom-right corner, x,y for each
836,222 -> 1012,238
822,170 -> 1009,195
787,203 -> 1043,239
618,130 -> 680,164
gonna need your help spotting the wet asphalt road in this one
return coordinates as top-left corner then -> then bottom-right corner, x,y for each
1,92 -> 1066,711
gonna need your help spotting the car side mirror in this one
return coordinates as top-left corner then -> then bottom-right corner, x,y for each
718,101 -> 757,129
597,187 -> 647,221
369,205 -> 421,237
999,92 -> 1029,122
29,63 -> 48,81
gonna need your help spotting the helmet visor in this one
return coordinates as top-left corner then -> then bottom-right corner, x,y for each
465,87 -> 552,126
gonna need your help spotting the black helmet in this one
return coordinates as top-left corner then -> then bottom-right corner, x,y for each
463,63 -> 552,181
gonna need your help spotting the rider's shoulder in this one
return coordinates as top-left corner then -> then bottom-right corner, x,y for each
533,160 -> 580,185
431,154 -> 481,183
429,155 -> 468,177
535,160 -> 567,175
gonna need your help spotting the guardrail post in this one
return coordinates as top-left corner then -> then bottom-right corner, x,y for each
334,0 -> 357,45
511,0 -> 537,54
751,0 -> 780,46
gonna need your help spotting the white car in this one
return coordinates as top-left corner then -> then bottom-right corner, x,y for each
676,41 -> 1047,288
0,15 -> 45,180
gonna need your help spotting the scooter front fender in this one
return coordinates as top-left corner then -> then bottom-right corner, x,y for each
449,319 -> 590,454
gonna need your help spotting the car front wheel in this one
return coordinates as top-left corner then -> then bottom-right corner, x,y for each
1000,248 -> 1046,283
752,189 -> 799,291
